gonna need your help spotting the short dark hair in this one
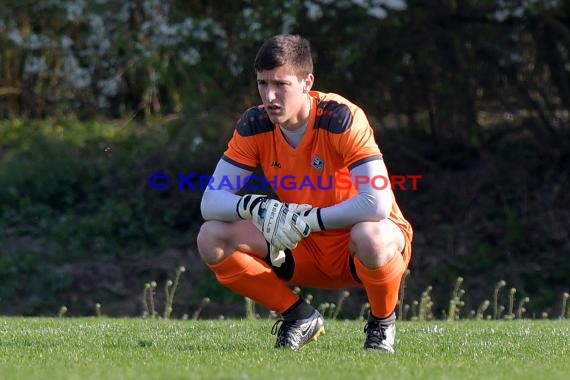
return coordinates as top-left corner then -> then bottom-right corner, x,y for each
254,34 -> 313,78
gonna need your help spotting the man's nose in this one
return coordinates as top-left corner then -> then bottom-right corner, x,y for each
264,86 -> 276,102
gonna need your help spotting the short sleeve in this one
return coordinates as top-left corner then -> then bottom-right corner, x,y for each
222,107 -> 274,171
223,129 -> 259,170
334,107 -> 382,170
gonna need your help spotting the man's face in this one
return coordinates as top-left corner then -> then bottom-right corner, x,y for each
256,64 -> 312,130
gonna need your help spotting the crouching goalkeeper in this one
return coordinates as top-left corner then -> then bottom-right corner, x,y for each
197,34 -> 413,352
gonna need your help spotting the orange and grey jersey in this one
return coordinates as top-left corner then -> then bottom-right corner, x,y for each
224,91 -> 380,207
219,91 -> 412,241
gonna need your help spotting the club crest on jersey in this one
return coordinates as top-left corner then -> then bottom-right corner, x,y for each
311,155 -> 324,171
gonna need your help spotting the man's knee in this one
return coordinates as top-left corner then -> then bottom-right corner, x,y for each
197,220 -> 216,244
196,220 -> 226,263
350,221 -> 404,267
197,219 -> 268,264
350,222 -> 387,251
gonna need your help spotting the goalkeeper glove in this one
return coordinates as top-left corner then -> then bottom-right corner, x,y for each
269,245 -> 287,268
236,194 -> 311,251
287,203 -> 325,232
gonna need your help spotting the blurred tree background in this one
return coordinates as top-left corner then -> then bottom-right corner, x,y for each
0,0 -> 568,319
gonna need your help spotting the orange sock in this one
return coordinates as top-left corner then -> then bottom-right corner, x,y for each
208,251 -> 299,314
354,254 -> 406,319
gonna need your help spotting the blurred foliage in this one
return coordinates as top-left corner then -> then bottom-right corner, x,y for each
0,116 -> 224,257
0,0 -> 569,316
1,0 -> 569,143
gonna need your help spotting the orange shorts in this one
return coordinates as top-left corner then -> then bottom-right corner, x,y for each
266,220 -> 412,289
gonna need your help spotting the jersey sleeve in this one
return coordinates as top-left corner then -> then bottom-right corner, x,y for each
334,107 -> 382,170
223,129 -> 259,171
222,107 -> 268,171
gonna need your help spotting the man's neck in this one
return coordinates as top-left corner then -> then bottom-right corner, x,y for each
280,121 -> 308,148
280,95 -> 312,131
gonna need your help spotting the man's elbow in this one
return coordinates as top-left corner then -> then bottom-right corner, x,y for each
200,193 -> 214,220
373,197 -> 391,220
373,207 -> 389,221
362,192 -> 391,220
200,205 -> 210,221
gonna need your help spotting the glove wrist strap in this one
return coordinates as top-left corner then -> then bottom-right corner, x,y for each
237,194 -> 266,219
303,208 -> 325,232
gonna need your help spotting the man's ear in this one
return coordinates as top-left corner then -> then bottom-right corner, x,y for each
304,73 -> 315,93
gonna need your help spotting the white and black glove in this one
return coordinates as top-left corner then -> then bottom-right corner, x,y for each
237,195 -> 311,266
269,245 -> 286,268
287,203 -> 326,232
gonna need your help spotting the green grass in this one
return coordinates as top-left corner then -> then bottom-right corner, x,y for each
0,318 -> 569,380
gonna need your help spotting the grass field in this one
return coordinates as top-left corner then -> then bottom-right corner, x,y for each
0,318 -> 569,380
